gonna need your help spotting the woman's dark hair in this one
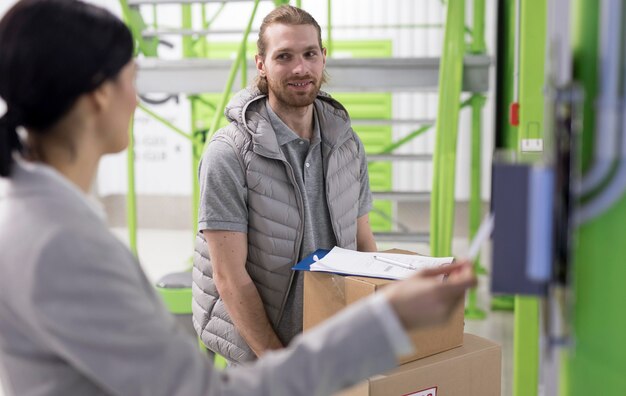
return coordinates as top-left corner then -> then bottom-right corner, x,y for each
0,0 -> 133,177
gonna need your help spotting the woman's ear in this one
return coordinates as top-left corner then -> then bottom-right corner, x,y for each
88,80 -> 113,114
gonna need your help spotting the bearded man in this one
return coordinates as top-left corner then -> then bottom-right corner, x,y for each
193,5 -> 377,364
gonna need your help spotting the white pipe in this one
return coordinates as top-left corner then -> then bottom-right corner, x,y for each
576,1 -> 626,225
576,0 -> 622,196
576,108 -> 626,224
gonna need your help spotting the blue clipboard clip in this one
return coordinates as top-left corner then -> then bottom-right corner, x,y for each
291,249 -> 330,271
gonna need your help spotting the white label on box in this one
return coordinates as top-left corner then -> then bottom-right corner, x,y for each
403,387 -> 437,396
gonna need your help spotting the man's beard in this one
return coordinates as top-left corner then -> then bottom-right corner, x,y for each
267,75 -> 322,108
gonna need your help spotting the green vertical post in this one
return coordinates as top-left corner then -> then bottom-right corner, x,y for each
465,0 -> 487,320
126,115 -> 138,256
326,0 -> 333,56
469,94 -> 486,266
567,1 -> 626,394
241,40 -> 248,88
466,94 -> 487,319
513,0 -> 546,395
514,296 -> 540,396
181,5 -> 193,58
201,4 -> 208,57
182,2 -> 197,241
430,0 -> 465,257
470,0 -> 486,54
191,105 -> 201,236
204,0 -> 261,148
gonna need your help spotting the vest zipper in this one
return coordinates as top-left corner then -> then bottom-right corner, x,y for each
275,159 -> 305,325
323,147 -> 341,245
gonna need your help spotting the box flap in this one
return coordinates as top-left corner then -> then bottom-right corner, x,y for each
381,333 -> 501,375
303,272 -> 347,329
370,334 -> 502,396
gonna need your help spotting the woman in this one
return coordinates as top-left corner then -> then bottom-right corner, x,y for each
0,1 -> 475,395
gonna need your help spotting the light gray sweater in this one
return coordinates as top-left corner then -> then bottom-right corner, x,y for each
0,160 -> 402,396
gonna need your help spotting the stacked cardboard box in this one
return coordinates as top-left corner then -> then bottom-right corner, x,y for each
335,334 -> 501,396
302,250 -> 502,396
304,270 -> 465,365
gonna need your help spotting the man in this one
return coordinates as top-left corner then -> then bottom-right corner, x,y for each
193,5 -> 378,363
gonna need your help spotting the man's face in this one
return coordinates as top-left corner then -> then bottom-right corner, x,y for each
256,23 -> 326,109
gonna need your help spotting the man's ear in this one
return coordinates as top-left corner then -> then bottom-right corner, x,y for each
322,47 -> 327,67
255,54 -> 266,78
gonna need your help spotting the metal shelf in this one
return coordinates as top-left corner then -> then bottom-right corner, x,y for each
143,28 -> 259,37
371,191 -> 431,202
373,231 -> 429,244
351,118 -> 435,125
136,56 -> 491,94
128,0 -> 271,5
368,154 -> 432,162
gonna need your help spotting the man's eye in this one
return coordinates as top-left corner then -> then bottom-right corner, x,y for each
277,54 -> 289,60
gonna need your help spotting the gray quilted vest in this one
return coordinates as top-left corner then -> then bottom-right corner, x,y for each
192,87 -> 361,362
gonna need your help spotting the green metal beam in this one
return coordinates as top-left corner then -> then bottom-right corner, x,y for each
465,0 -> 488,321
191,102 -> 202,237
241,40 -> 248,88
126,115 -> 138,256
204,0 -> 262,151
514,296 -> 540,396
137,104 -> 193,142
469,0 -> 486,54
118,0 -> 159,57
567,1 -> 626,395
366,98 -> 473,167
326,0 -> 333,56
513,0 -> 546,395
466,94 -> 487,320
377,124 -> 433,155
430,0 -> 465,257
181,5 -> 193,57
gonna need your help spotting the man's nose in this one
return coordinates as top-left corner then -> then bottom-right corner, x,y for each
292,56 -> 307,75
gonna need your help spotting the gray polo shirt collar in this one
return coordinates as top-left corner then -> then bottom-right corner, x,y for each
266,101 -> 321,147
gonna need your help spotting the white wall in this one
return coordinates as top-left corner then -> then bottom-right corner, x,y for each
112,0 -> 495,200
0,0 -> 496,200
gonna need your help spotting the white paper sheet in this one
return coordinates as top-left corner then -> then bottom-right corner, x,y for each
310,247 -> 455,280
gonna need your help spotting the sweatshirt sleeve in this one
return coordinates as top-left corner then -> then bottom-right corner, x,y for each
31,227 -> 399,396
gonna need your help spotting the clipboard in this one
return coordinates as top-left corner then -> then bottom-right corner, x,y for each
291,249 -> 330,271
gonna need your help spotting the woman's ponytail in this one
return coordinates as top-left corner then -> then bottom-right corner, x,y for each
0,111 -> 22,177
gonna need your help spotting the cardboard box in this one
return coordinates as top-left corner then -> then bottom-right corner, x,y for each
303,250 -> 464,364
335,334 -> 502,396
